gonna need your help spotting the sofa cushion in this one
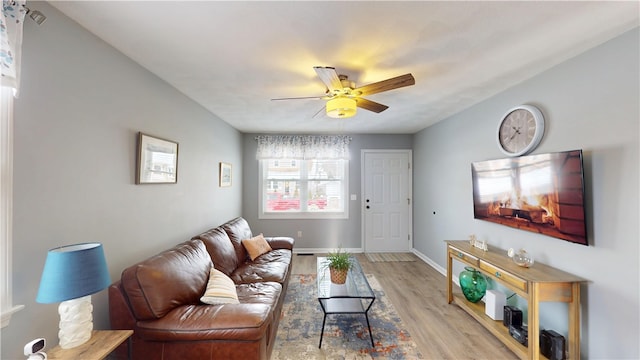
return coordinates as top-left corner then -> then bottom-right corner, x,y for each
242,234 -> 272,261
201,267 -> 240,305
121,240 -> 211,320
193,227 -> 238,277
136,303 -> 272,342
252,248 -> 293,267
236,282 -> 282,306
221,217 -> 253,263
230,250 -> 291,285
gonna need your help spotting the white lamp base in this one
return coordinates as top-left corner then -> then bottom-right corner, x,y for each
58,295 -> 93,349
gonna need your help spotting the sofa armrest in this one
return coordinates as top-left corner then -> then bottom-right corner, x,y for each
109,281 -> 137,330
264,236 -> 294,251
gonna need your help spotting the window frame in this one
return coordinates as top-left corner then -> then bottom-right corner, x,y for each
258,158 -> 349,220
1,87 -> 24,328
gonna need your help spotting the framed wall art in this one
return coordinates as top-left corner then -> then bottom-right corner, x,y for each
136,132 -> 178,184
219,162 -> 232,187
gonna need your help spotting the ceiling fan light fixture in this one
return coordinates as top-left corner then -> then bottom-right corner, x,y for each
326,97 -> 357,118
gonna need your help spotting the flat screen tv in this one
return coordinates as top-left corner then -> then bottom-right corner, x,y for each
471,149 -> 588,246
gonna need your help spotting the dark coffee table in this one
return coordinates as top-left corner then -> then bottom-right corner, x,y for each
317,256 -> 376,348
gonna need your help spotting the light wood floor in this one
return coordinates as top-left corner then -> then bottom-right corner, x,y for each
292,253 -> 517,359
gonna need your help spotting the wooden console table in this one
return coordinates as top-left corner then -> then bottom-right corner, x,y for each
47,330 -> 133,360
445,240 -> 586,360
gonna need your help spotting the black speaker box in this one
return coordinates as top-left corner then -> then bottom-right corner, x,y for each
509,325 -> 528,346
503,305 -> 523,328
540,329 -> 566,360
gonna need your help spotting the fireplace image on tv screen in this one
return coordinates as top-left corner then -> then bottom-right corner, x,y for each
471,150 -> 588,246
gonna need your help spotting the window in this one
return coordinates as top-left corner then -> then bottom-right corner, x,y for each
259,158 -> 348,219
256,135 -> 351,220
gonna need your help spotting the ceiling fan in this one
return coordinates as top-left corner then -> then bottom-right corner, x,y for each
272,66 -> 415,118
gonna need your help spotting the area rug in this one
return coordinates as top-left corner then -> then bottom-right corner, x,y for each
365,253 -> 416,263
272,274 -> 423,360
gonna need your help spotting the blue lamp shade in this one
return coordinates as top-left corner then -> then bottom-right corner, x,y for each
36,243 -> 111,304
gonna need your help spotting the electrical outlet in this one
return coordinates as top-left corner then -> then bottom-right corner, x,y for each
297,231 -> 302,237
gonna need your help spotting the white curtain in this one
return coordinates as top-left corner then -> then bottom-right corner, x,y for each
1,0 -> 27,93
255,135 -> 351,160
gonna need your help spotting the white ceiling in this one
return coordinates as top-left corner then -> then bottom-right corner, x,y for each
49,1 -> 638,134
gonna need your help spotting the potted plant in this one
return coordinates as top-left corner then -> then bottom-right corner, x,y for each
325,247 -> 352,284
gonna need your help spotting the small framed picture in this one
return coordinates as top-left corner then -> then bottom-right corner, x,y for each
219,162 -> 232,187
136,132 -> 178,184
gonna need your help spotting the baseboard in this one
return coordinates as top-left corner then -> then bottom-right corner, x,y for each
411,248 -> 460,285
411,248 -> 445,275
293,247 -> 363,254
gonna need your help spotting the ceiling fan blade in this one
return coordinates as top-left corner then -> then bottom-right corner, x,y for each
271,96 -> 324,101
354,73 -> 415,96
356,98 -> 389,113
314,66 -> 343,92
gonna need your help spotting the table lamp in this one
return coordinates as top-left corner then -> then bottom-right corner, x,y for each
36,243 -> 111,349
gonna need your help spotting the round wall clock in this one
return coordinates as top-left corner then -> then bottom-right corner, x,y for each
497,105 -> 545,157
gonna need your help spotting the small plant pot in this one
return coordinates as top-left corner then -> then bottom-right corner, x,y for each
329,267 -> 348,284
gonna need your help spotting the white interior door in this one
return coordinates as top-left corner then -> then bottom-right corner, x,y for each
362,150 -> 412,253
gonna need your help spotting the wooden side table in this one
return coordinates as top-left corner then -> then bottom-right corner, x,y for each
47,330 -> 133,360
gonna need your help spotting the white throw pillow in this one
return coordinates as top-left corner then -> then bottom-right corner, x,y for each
200,267 -> 240,305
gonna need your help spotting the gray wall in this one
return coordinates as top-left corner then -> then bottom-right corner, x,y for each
413,28 -> 639,359
242,134 -> 412,250
1,3 -> 243,358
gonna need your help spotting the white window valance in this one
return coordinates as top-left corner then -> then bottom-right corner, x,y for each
255,135 -> 351,160
1,0 -> 27,92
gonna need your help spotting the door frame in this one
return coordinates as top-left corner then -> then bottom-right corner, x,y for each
360,149 -> 413,252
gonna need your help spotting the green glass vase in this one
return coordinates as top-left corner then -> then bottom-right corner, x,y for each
459,266 -> 487,303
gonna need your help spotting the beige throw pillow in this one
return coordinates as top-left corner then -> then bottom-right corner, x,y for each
242,233 -> 272,261
200,267 -> 239,305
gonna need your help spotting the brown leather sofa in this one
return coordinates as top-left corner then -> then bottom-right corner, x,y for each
109,217 -> 294,360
